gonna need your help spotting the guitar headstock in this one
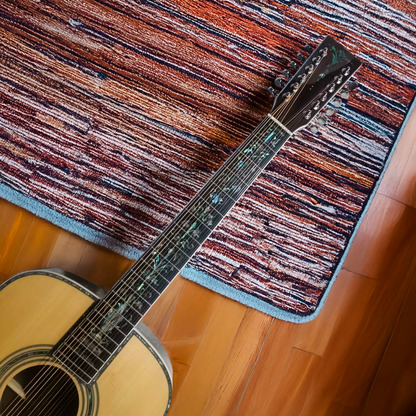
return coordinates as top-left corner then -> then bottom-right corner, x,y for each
268,36 -> 361,134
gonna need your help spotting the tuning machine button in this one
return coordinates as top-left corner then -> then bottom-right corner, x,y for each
297,52 -> 306,62
282,69 -> 291,79
316,115 -> 328,126
331,97 -> 342,108
310,124 -> 319,134
326,107 -> 335,116
268,86 -> 278,97
305,44 -> 313,54
340,90 -> 350,99
347,81 -> 358,91
274,77 -> 284,88
289,61 -> 299,71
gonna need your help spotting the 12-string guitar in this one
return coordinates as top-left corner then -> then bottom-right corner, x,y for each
0,36 -> 360,416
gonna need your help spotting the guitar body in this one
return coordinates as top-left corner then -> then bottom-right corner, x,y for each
0,269 -> 172,416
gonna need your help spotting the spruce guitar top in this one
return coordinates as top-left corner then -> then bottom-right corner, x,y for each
0,36 -> 360,416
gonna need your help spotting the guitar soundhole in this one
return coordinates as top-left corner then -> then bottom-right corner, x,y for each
0,365 -> 79,416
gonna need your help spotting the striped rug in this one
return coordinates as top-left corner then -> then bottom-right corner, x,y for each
0,0 -> 415,322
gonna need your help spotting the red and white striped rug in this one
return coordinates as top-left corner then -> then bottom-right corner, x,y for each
0,0 -> 415,321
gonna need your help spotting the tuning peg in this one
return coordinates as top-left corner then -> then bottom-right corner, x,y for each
289,61 -> 299,71
274,77 -> 284,88
331,97 -> 342,108
347,81 -> 358,91
282,69 -> 291,79
310,124 -> 319,134
268,86 -> 278,97
297,52 -> 306,62
340,90 -> 350,99
305,44 -> 313,54
316,115 -> 328,125
326,107 -> 335,116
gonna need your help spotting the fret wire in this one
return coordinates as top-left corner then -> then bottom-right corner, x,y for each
188,126 -> 289,209
60,322 -> 114,357
111,283 -> 153,310
102,258 -> 179,323
76,335 -> 130,382
66,299 -> 136,348
120,216 -> 207,294
135,117 -> 283,256
85,315 -> 127,338
76,267 -> 164,346
57,119 -> 290,380
119,215 -> 208,287
119,124 -> 290,296
53,353 -> 93,383
110,256 -> 174,304
56,305 -> 136,362
135,251 -> 180,282
115,273 -> 162,300
63,342 -> 105,367
111,122 -> 290,312
100,297 -> 140,326
127,120 -> 286,279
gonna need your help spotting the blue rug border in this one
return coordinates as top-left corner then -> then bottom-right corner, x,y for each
1,95 -> 414,323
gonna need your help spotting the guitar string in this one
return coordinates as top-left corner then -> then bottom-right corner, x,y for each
9,58 -> 325,414
41,57 -> 351,416
6,108 -> 292,416
8,59 -> 324,416
8,120 -> 290,416
7,68 -> 313,416
12,43 -> 350,416
77,62 -> 320,345
43,66 -> 324,412
7,103 -> 294,416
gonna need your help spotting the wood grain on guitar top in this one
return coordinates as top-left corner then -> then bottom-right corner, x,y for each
0,274 -> 171,416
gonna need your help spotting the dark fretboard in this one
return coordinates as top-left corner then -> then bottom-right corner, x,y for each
53,115 -> 291,384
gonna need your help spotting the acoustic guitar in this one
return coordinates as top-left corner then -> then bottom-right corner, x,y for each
0,36 -> 360,416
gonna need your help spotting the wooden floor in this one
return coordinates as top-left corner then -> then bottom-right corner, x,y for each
0,108 -> 415,415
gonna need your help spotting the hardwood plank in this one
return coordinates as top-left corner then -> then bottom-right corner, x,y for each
162,281 -> 219,366
0,200 -> 33,276
142,275 -> 186,340
203,309 -> 274,416
294,270 -> 377,357
168,296 -> 247,416
75,242 -> 133,290
46,228 -> 88,275
343,193 -> 415,280
240,347 -> 320,416
377,107 -> 416,208
333,205 -> 416,408
235,320 -> 299,416
361,274 -> 416,416
325,402 -> 359,416
170,361 -> 190,406
298,272 -> 378,416
8,215 -> 60,277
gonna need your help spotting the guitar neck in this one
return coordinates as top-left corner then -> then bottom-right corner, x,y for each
52,114 -> 291,382
110,115 -> 291,321
51,35 -> 362,384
